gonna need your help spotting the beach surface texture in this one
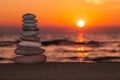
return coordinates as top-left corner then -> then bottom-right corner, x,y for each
0,63 -> 119,80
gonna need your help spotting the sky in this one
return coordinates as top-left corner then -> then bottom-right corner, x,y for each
0,0 -> 120,34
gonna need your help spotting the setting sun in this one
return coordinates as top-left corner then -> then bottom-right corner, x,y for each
77,20 -> 85,28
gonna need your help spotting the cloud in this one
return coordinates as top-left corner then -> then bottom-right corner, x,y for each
86,0 -> 103,4
85,0 -> 120,4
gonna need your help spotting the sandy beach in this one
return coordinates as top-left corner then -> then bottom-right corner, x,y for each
0,63 -> 119,80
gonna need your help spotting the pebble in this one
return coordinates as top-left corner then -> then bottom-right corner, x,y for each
22,26 -> 39,31
22,19 -> 38,23
15,47 -> 45,55
21,31 -> 39,37
22,23 -> 37,27
13,54 -> 47,64
20,36 -> 40,42
22,13 -> 36,19
18,41 -> 42,47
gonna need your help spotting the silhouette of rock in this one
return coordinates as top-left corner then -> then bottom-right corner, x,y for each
13,13 -> 47,63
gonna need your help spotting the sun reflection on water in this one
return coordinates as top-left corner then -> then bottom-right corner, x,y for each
77,33 -> 89,62
77,33 -> 84,42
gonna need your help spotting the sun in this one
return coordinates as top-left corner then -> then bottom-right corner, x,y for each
77,20 -> 85,28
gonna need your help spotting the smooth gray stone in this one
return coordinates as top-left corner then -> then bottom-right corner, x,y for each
20,36 -> 40,42
22,23 -> 37,27
13,54 -> 47,64
21,31 -> 39,37
15,47 -> 45,55
18,41 -> 42,47
22,13 -> 36,19
22,19 -> 38,23
22,26 -> 39,31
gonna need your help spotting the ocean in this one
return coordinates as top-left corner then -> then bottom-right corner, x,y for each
0,33 -> 120,63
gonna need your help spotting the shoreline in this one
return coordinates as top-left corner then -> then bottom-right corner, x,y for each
0,62 -> 119,80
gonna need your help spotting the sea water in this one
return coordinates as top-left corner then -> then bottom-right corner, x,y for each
0,33 -> 120,63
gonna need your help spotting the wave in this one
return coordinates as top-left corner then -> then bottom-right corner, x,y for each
0,41 -> 18,47
55,49 -> 93,53
0,39 -> 120,47
60,56 -> 120,62
0,56 -> 120,62
0,39 -> 105,47
100,49 -> 120,53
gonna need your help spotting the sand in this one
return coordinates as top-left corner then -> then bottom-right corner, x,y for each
0,63 -> 119,80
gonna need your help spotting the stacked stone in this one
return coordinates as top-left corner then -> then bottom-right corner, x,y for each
13,13 -> 47,63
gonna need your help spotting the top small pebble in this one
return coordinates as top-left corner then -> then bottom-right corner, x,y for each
22,13 -> 36,20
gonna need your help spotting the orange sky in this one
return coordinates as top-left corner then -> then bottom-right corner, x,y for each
0,0 -> 120,28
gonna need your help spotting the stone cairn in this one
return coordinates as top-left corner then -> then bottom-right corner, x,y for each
13,13 -> 47,63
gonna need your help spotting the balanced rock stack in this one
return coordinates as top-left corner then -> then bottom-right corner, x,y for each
13,13 -> 47,63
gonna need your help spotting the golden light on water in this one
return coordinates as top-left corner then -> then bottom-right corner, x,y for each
76,33 -> 88,62
78,33 -> 84,42
77,47 -> 88,62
